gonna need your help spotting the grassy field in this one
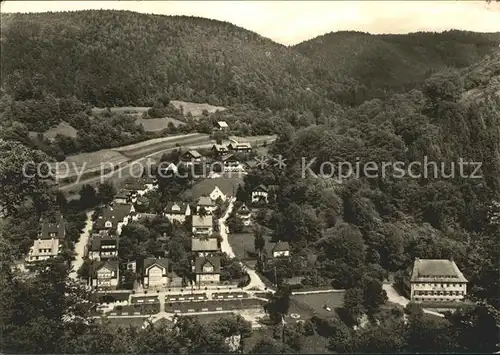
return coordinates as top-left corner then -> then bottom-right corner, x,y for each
228,232 -> 256,260
135,117 -> 185,132
50,149 -> 130,178
170,100 -> 226,117
29,121 -> 78,140
291,292 -> 345,319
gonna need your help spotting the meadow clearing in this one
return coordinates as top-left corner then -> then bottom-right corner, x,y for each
170,100 -> 226,117
135,117 -> 185,132
28,121 -> 78,140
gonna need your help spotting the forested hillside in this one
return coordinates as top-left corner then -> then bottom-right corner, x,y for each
245,49 -> 500,306
0,10 -> 337,111
1,11 -> 498,111
295,30 -> 500,100
1,9 -> 499,354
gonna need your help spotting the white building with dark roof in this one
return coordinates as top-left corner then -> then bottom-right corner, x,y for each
410,258 -> 468,303
194,256 -> 221,286
26,238 -> 61,263
164,201 -> 191,223
143,258 -> 169,289
38,212 -> 66,240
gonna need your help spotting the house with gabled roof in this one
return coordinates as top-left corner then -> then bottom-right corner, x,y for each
38,212 -> 66,240
409,258 -> 468,303
265,240 -> 290,258
143,257 -> 169,289
228,142 -> 252,153
194,256 -> 221,286
181,150 -> 202,165
92,259 -> 120,290
94,203 -> 135,235
236,203 -> 252,226
26,238 -> 61,263
164,201 -> 191,223
197,196 -> 217,214
251,184 -> 269,204
88,232 -> 118,261
113,190 -> 130,204
188,178 -> 241,204
217,121 -> 229,130
212,144 -> 229,155
221,154 -> 244,172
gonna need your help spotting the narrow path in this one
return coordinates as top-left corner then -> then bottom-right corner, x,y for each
69,210 -> 93,280
218,198 -> 266,291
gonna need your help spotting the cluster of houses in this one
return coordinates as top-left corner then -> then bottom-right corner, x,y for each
158,140 -> 254,177
85,176 -> 253,291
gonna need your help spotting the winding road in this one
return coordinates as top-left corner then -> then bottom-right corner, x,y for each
218,198 -> 266,290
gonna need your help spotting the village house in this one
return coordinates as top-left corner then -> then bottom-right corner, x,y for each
94,203 -> 135,235
113,190 -> 130,204
181,150 -> 203,165
216,121 -> 229,131
123,181 -> 145,201
188,178 -> 240,206
38,212 -> 66,240
228,142 -> 252,153
209,185 -> 228,202
221,154 -> 245,172
88,232 -> 118,261
194,256 -> 221,287
191,238 -> 219,256
251,184 -> 269,204
123,177 -> 155,200
236,203 -> 252,226
192,215 -> 213,237
211,144 -> 229,156
267,240 -> 290,258
197,196 -> 217,214
409,258 -> 468,303
92,260 -> 120,290
164,201 -> 191,223
143,257 -> 169,289
26,238 -> 61,263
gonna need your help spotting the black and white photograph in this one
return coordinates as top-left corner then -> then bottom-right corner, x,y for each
0,0 -> 499,353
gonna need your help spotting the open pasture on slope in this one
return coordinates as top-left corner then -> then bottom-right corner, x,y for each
135,117 -> 185,132
170,100 -> 226,118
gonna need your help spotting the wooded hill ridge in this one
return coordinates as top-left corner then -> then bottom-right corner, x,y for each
1,10 -> 499,110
